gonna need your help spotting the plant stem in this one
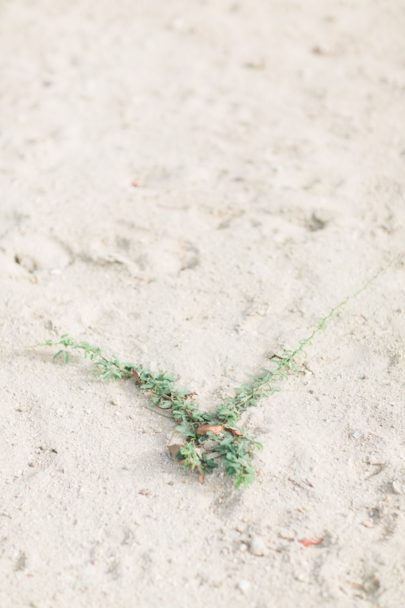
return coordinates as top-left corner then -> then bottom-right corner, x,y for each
43,268 -> 385,486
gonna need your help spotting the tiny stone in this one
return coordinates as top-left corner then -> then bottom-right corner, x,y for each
392,480 -> 403,495
237,579 -> 251,594
138,488 -> 152,496
249,535 -> 267,556
362,574 -> 380,595
352,431 -> 362,439
307,210 -> 330,231
361,519 -> 374,528
278,528 -> 296,541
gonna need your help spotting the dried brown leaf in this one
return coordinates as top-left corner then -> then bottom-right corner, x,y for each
132,369 -> 142,385
196,424 -> 224,436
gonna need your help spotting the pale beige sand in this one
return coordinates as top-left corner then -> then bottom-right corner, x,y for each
0,1 -> 404,606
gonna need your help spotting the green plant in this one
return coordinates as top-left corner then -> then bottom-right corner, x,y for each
44,271 -> 383,487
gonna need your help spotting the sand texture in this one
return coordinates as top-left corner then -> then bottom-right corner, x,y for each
0,1 -> 404,606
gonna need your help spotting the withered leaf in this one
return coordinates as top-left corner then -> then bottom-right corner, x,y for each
196,424 -> 224,436
225,427 -> 242,436
132,369 -> 142,385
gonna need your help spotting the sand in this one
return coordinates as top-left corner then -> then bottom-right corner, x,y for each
0,1 -> 404,606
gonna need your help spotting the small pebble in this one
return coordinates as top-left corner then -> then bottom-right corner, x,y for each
249,535 -> 267,556
278,528 -> 296,541
361,519 -> 374,528
362,574 -> 380,595
352,431 -> 362,439
237,579 -> 251,594
138,488 -> 152,496
392,480 -> 403,495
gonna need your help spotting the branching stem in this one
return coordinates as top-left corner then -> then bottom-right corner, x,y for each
43,268 -> 385,487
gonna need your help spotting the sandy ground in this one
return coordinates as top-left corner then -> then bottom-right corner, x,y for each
1,1 -> 404,606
